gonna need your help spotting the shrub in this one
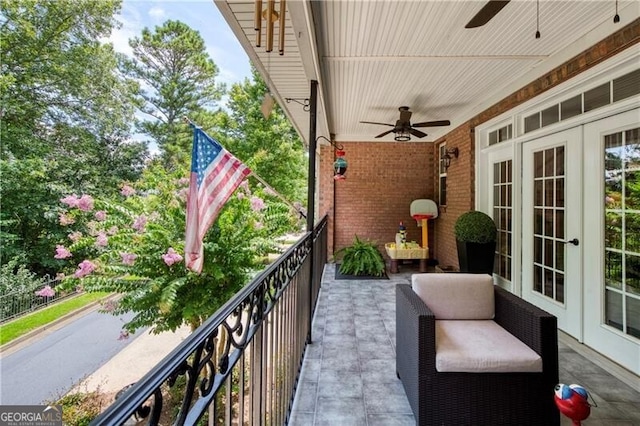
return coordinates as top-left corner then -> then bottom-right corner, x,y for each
454,211 -> 497,244
56,391 -> 104,426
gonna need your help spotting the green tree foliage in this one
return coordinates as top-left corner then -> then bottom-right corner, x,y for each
119,20 -> 225,167
0,0 -> 147,275
55,164 -> 297,333
222,68 -> 307,204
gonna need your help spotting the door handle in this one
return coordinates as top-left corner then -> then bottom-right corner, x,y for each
565,238 -> 579,246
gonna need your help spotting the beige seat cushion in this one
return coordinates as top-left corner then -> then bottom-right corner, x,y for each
435,320 -> 543,373
411,273 -> 495,320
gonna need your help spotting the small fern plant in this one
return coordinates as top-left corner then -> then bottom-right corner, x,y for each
336,236 -> 385,277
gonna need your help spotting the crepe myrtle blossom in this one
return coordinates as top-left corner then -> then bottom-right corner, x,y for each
177,177 -> 190,186
121,184 -> 135,197
74,260 -> 96,278
68,231 -> 83,242
254,221 -> 264,230
101,299 -> 118,313
59,212 -> 75,226
237,192 -> 245,200
132,215 -> 147,233
94,210 -> 107,221
35,285 -> 55,298
95,232 -> 108,247
177,187 -> 189,201
162,247 -> 183,266
76,194 -> 94,212
264,187 -> 276,197
239,180 -> 250,193
60,194 -> 79,208
118,329 -> 130,340
107,226 -> 118,235
250,196 -> 266,212
121,252 -> 137,266
54,245 -> 72,259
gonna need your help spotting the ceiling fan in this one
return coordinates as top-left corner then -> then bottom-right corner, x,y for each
465,0 -> 510,28
360,106 -> 451,141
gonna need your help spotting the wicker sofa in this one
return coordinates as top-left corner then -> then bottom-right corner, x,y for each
396,274 -> 559,426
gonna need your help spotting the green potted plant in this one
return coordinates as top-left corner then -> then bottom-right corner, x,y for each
336,236 -> 385,277
454,210 -> 497,274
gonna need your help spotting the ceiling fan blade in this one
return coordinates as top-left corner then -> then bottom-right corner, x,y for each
360,121 -> 394,127
409,128 -> 428,138
412,120 -> 451,128
375,129 -> 395,138
465,0 -> 510,29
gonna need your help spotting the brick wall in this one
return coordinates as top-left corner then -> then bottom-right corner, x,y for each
318,19 -> 640,268
431,122 -> 475,268
319,142 -> 434,261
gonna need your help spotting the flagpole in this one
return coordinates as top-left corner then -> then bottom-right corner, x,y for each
183,116 -> 307,219
248,173 -> 306,219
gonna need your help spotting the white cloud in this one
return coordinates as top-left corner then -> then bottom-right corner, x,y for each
148,6 -> 166,20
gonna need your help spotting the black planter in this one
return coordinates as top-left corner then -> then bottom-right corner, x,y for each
456,240 -> 496,274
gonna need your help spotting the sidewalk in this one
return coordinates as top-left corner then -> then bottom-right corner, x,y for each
71,325 -> 192,399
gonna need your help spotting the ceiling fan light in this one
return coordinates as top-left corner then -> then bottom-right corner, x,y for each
394,129 -> 411,142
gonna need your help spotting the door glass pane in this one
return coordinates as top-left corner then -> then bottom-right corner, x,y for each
535,236 -> 543,264
603,127 -> 640,339
626,213 -> 640,253
605,251 -> 623,289
556,241 -> 565,272
534,151 -> 543,177
545,148 -> 555,177
556,273 -> 565,303
531,146 -> 565,303
605,212 -> 622,250
584,82 -> 611,112
493,160 -> 512,281
555,210 -> 565,239
626,254 -> 640,296
626,296 -> 640,338
605,289 -> 623,331
534,266 -> 542,292
561,95 -> 581,120
544,209 -> 553,237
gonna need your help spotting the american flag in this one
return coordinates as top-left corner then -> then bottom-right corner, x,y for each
185,126 -> 251,273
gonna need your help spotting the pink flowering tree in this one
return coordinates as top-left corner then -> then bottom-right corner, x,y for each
56,164 -> 300,333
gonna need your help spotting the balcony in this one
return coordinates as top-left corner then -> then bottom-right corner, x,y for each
94,217 -> 639,425
290,264 -> 640,426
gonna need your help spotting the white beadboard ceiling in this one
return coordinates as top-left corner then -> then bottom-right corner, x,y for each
215,0 -> 640,146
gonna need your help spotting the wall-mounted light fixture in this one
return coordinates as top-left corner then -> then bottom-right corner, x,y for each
317,136 -> 348,180
442,147 -> 459,171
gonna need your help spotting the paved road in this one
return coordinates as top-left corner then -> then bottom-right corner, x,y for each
0,310 -> 144,404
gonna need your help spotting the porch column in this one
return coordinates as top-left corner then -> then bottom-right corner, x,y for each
306,79 -> 318,344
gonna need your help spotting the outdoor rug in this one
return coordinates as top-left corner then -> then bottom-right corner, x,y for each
334,264 -> 389,280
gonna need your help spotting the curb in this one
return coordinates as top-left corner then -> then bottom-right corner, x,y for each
0,293 -> 119,356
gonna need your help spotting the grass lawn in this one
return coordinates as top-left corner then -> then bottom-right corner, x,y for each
0,292 -> 110,346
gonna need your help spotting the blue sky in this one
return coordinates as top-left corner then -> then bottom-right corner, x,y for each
112,0 -> 253,90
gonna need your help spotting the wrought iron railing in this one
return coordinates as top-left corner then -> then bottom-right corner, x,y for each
0,278 -> 76,323
92,216 -> 328,425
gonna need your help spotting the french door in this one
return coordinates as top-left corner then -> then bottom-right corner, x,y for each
522,127 -> 583,340
583,109 -> 640,375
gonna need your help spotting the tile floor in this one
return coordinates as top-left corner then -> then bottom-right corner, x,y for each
289,264 -> 640,426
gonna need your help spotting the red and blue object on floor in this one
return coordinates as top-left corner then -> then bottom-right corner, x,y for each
554,383 -> 594,426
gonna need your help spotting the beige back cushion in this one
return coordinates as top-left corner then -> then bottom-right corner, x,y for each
411,273 -> 495,319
